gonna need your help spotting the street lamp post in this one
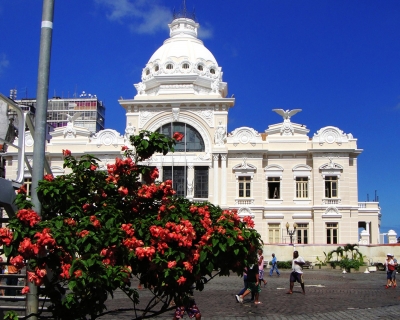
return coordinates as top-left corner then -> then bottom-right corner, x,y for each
286,222 -> 298,245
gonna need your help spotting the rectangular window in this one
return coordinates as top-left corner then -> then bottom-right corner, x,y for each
296,177 -> 308,198
24,178 -> 32,197
268,177 -> 280,199
238,176 -> 251,198
268,223 -> 280,243
194,167 -> 208,198
163,166 -> 187,197
325,176 -> 338,198
326,223 -> 338,244
296,223 -> 308,244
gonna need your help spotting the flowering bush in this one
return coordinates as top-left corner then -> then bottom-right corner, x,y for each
0,130 -> 261,319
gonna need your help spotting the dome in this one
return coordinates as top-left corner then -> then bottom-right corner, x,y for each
134,17 -> 227,98
148,18 -> 218,68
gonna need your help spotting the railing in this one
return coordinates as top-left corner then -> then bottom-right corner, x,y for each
0,265 -> 50,315
235,198 -> 254,205
322,198 -> 341,205
358,202 -> 380,209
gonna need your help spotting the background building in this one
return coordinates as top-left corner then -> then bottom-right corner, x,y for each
15,91 -> 105,134
2,13 -> 386,262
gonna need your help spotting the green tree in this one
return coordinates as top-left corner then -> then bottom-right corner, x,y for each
0,130 -> 261,320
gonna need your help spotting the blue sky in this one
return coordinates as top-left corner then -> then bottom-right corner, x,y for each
0,0 -> 399,236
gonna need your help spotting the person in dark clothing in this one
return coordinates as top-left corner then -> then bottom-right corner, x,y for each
235,267 -> 254,302
236,263 -> 261,304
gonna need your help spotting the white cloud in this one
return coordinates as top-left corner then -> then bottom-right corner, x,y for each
95,0 -> 171,34
198,22 -> 213,40
0,53 -> 9,77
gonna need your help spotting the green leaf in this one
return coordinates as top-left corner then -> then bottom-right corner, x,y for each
55,219 -> 63,229
85,243 -> 92,252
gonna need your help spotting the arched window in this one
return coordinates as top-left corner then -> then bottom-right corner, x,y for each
158,122 -> 205,152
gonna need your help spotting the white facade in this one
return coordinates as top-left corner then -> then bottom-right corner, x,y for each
2,16 -> 381,246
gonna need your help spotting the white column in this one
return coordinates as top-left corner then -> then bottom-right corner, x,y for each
221,154 -> 227,206
213,154 -> 219,205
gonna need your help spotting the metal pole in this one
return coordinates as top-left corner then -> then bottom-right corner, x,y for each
27,0 -> 55,318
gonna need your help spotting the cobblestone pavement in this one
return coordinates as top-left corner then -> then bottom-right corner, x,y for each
98,269 -> 400,319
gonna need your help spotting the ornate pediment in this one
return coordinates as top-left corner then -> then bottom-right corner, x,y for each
228,127 -> 261,146
322,206 -> 342,218
313,126 -> 350,145
91,129 -> 123,148
237,207 -> 255,218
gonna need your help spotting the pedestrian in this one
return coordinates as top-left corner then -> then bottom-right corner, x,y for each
392,256 -> 398,288
5,263 -> 19,296
236,261 -> 262,304
269,253 -> 281,277
172,291 -> 201,320
235,267 -> 254,302
257,249 -> 267,286
287,250 -> 305,295
385,253 -> 396,289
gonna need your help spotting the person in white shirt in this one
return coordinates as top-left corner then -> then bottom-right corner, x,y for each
287,250 -> 305,294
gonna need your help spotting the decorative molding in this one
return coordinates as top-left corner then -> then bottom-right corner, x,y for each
124,123 -> 136,143
232,157 -> 256,173
214,121 -> 227,146
292,164 -> 312,179
322,206 -> 342,218
187,180 -> 193,195
229,127 -> 261,146
263,213 -> 284,219
292,213 -> 312,219
237,207 -> 255,218
134,82 -> 146,95
196,153 -> 211,161
211,79 -> 220,94
264,164 -> 284,179
139,109 -> 162,128
190,108 -> 214,127
313,126 -> 350,145
172,108 -> 180,121
91,129 -> 123,147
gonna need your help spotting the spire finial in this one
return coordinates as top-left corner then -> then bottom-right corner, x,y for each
172,0 -> 196,21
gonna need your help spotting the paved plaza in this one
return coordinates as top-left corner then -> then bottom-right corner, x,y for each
97,269 -> 400,320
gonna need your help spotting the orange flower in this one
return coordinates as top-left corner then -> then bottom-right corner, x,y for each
173,132 -> 184,141
62,149 -> 71,156
74,270 -> 82,278
177,276 -> 186,285
21,286 -> 30,294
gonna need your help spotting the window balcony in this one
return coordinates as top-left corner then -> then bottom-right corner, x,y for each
235,198 -> 254,205
322,198 -> 341,205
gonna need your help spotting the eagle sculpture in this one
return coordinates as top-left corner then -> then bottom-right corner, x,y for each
61,112 -> 83,125
272,109 -> 302,121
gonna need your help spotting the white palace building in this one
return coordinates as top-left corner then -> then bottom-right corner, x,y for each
3,14 -> 388,260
